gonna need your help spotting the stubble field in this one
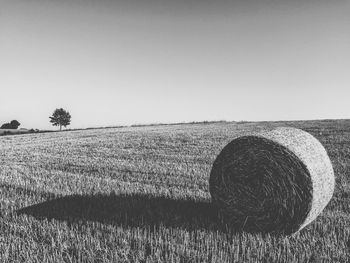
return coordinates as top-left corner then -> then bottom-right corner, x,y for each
0,120 -> 349,262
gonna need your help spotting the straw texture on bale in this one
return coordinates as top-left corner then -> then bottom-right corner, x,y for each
209,127 -> 335,234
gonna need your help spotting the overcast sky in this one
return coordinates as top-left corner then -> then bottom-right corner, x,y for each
1,0 -> 349,129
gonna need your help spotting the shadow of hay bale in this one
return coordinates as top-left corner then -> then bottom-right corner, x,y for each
17,193 -> 247,233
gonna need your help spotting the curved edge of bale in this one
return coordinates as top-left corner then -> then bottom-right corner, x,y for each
255,127 -> 335,232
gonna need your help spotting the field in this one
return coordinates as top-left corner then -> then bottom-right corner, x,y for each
0,120 -> 349,262
0,129 -> 31,136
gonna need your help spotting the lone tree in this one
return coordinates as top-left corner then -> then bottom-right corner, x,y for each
1,120 -> 21,129
49,108 -> 71,130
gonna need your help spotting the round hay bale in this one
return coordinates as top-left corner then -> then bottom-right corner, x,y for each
209,127 -> 335,234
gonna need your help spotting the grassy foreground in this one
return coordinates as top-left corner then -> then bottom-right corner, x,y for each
0,120 -> 349,262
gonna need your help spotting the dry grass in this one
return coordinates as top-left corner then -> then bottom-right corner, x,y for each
0,120 -> 349,262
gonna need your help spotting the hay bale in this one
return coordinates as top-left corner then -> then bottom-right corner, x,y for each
209,127 -> 335,234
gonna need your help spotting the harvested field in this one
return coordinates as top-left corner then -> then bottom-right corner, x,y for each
0,120 -> 349,262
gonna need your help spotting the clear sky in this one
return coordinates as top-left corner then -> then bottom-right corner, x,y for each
1,0 -> 349,129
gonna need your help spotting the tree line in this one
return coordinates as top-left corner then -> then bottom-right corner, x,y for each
0,120 -> 21,129
1,108 -> 71,131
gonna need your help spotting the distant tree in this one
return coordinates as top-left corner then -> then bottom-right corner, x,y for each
1,120 -> 21,129
10,120 -> 20,129
0,123 -> 11,129
49,108 -> 71,130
